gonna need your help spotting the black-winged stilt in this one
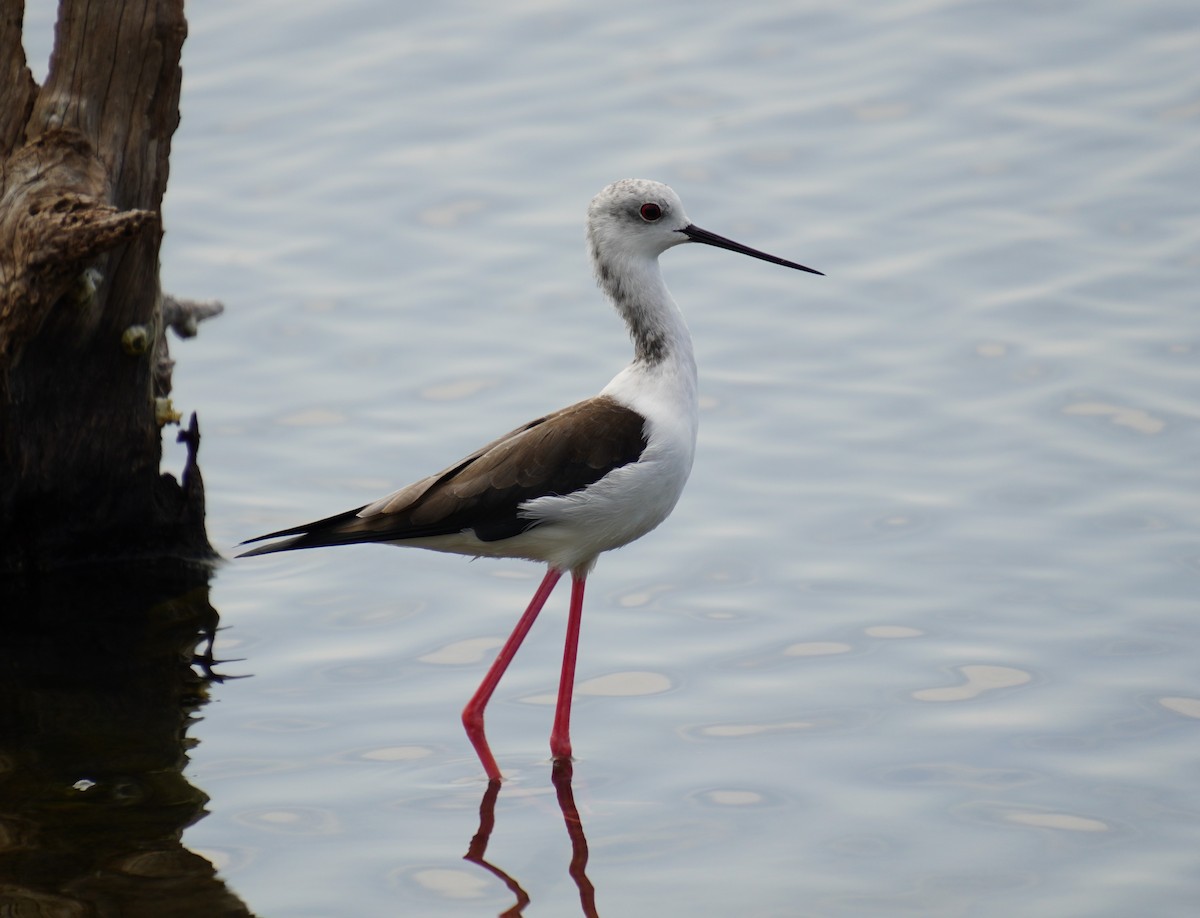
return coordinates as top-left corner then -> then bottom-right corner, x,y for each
240,179 -> 822,781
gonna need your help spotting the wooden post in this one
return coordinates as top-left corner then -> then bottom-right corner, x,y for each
0,0 -> 215,571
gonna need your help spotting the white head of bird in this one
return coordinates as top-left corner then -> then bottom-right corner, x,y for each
588,178 -> 823,276
587,179 -> 692,263
587,179 -> 822,366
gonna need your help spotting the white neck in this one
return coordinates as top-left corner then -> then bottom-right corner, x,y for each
592,241 -> 697,371
595,247 -> 699,473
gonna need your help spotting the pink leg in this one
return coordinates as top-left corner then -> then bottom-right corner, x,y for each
550,573 -> 587,762
462,567 -> 563,782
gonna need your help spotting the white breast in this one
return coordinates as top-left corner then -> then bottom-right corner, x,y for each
517,354 -> 699,573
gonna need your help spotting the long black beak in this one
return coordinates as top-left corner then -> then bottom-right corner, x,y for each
679,224 -> 824,276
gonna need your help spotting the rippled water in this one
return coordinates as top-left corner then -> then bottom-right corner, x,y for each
21,0 -> 1199,915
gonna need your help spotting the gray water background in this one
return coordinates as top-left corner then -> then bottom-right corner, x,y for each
22,1 -> 1200,915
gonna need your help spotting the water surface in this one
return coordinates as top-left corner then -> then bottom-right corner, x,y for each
21,1 -> 1199,915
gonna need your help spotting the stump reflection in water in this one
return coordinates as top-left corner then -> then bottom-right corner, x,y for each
0,561 -> 253,918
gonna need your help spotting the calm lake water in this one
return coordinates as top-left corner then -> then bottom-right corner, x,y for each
21,0 -> 1200,915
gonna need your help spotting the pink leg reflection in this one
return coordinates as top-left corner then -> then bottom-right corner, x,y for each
462,766 -> 600,917
552,759 -> 598,918
463,780 -> 530,918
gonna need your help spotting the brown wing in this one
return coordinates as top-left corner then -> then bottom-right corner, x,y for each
238,395 -> 647,555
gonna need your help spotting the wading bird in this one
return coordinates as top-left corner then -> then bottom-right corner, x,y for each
240,179 -> 822,781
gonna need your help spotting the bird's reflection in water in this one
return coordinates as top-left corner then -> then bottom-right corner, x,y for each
463,761 -> 599,917
463,781 -> 531,918
553,761 -> 599,917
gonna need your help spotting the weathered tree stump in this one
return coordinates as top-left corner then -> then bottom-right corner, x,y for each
0,0 -> 217,572
0,7 -> 239,909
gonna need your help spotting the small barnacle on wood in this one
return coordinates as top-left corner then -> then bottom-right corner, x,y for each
155,397 -> 182,427
121,324 -> 151,356
71,267 -> 103,306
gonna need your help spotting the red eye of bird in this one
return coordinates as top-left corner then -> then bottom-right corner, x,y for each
639,202 -> 662,222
